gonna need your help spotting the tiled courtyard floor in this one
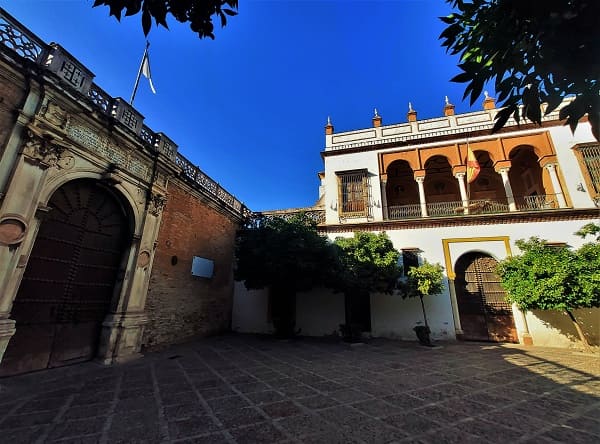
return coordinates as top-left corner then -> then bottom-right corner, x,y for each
1,335 -> 599,444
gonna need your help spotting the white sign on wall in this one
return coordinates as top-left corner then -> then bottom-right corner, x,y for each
191,256 -> 214,278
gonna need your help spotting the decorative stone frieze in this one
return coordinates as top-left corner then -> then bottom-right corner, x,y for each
149,193 -> 167,216
21,130 -> 72,169
66,121 -> 152,181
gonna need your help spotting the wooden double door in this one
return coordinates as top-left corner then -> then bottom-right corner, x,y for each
455,252 -> 518,343
0,180 -> 129,376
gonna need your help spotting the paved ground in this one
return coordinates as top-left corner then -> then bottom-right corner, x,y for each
0,335 -> 599,444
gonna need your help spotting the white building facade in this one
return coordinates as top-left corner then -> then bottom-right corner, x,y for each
234,97 -> 599,349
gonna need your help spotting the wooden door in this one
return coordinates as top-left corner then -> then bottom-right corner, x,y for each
0,180 -> 129,376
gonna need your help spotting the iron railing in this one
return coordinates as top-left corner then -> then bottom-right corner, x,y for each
388,204 -> 422,219
387,196 -> 557,220
515,194 -> 558,211
0,7 -> 246,218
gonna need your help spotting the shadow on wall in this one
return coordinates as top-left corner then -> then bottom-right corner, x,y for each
532,308 -> 599,346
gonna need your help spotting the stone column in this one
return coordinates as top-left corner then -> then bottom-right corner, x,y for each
448,279 -> 464,339
380,174 -> 389,220
0,132 -> 58,365
415,176 -> 428,217
512,303 -> 533,346
498,167 -> 517,211
97,191 -> 165,365
455,172 -> 468,213
545,163 -> 567,208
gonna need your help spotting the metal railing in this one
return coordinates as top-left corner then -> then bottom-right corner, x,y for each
0,7 -> 246,219
246,208 -> 326,228
515,194 -> 558,211
388,204 -> 422,219
387,196 -> 558,220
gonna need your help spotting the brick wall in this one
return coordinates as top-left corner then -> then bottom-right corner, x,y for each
0,68 -> 26,155
143,180 -> 240,349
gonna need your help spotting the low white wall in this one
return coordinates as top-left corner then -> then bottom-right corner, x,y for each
525,308 -> 599,349
232,282 -> 271,334
371,288 -> 456,341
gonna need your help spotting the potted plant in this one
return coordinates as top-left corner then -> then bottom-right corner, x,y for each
399,260 -> 445,346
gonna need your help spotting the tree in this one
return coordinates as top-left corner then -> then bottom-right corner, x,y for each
92,0 -> 238,39
333,232 -> 402,339
497,234 -> 600,350
235,213 -> 335,337
440,0 -> 600,140
399,261 -> 445,345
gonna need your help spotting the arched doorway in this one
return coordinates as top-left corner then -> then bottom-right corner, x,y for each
455,252 -> 518,343
0,179 -> 131,376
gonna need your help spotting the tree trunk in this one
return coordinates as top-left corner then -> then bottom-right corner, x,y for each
419,295 -> 429,328
565,309 -> 592,352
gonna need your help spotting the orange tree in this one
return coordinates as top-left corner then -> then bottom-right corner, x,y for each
235,213 -> 336,338
497,226 -> 600,350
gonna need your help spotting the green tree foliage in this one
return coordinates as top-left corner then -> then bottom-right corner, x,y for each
400,261 -> 445,328
333,232 -> 401,296
440,0 -> 600,140
497,234 -> 600,349
93,0 -> 238,39
235,213 -> 335,337
575,222 -> 600,241
235,213 -> 334,292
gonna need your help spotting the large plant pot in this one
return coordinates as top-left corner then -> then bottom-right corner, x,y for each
414,326 -> 433,346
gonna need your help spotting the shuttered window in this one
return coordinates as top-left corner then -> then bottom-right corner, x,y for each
337,170 -> 369,217
574,144 -> 600,197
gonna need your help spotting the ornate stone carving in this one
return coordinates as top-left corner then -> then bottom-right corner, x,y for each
42,101 -> 70,129
149,193 -> 167,216
22,130 -> 65,168
21,130 -> 75,170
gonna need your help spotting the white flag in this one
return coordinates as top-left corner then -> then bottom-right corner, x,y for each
141,49 -> 156,94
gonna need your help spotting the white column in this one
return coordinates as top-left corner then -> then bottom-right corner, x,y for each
498,167 -> 517,211
512,303 -> 533,346
448,279 -> 463,337
455,172 -> 468,213
416,176 -> 428,217
380,177 -> 389,220
545,163 -> 567,208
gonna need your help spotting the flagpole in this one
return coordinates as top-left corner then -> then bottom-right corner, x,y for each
130,41 -> 150,105
466,136 -> 470,201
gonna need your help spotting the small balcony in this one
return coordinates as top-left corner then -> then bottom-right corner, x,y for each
387,194 -> 559,220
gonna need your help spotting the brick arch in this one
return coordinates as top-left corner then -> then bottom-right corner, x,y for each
502,133 -> 555,160
420,146 -> 461,169
459,140 -> 504,164
381,150 -> 419,174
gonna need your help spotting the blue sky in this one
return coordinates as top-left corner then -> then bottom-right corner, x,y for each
2,0 -> 486,211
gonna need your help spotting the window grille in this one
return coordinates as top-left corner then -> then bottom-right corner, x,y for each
337,170 -> 369,217
575,144 -> 600,196
401,249 -> 420,275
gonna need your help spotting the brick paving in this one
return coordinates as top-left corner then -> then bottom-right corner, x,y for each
0,335 -> 599,443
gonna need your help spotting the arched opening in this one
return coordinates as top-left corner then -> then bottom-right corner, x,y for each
454,252 -> 518,343
469,151 -> 506,201
0,179 -> 132,376
386,160 -> 420,219
424,155 -> 460,216
508,146 -> 553,209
